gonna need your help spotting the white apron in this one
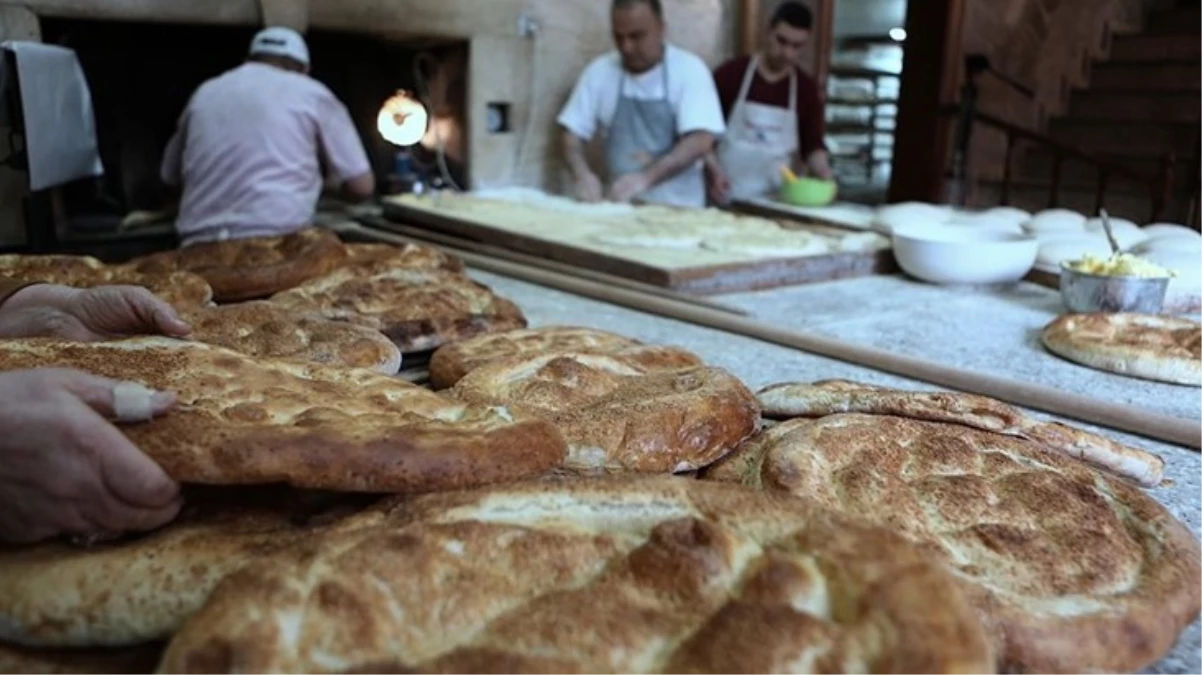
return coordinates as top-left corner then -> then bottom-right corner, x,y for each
605,61 -> 706,208
716,56 -> 799,201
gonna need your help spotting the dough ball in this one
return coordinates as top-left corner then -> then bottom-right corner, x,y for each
1131,235 -> 1202,255
1036,235 -> 1114,267
875,202 -> 951,232
1026,209 -> 1087,234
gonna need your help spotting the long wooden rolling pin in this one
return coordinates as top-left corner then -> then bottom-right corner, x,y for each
353,217 -> 750,316
354,225 -> 1200,450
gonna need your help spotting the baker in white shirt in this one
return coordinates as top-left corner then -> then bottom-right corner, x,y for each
556,0 -> 726,208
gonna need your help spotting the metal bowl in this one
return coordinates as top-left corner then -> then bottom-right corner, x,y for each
1058,262 -> 1170,313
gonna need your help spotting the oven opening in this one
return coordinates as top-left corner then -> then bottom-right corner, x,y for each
38,18 -> 468,242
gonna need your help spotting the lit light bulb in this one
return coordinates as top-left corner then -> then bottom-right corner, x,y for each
888,27 -> 907,42
377,91 -> 429,147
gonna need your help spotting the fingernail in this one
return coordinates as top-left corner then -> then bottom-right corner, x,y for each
151,391 -> 176,410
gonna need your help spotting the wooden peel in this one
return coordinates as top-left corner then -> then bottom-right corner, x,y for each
347,224 -> 1200,451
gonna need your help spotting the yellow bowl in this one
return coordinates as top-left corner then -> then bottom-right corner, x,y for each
780,176 -> 837,207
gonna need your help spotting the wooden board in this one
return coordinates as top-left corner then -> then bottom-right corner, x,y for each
732,197 -> 881,233
380,199 -> 897,295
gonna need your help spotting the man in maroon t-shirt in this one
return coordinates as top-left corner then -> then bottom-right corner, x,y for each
705,1 -> 832,203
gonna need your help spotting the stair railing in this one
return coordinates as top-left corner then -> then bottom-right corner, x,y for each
944,54 -> 1175,223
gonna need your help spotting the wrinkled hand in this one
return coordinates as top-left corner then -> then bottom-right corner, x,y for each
0,368 -> 182,543
0,284 -> 192,341
607,171 -> 653,203
573,171 -> 604,203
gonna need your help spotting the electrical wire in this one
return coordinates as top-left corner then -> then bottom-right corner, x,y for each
510,25 -> 542,185
412,51 -> 462,192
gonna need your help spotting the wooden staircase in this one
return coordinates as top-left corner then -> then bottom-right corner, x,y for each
984,0 -> 1201,223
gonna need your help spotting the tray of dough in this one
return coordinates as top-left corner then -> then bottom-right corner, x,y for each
379,189 -> 894,295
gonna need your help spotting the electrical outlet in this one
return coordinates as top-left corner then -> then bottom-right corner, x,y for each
517,11 -> 540,38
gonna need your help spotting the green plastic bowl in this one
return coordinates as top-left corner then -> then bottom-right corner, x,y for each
780,176 -> 838,207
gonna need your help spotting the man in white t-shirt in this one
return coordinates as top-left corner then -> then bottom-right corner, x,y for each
557,0 -> 726,208
161,27 -> 375,247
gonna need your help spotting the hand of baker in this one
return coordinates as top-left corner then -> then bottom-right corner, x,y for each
0,368 -> 182,543
574,171 -> 604,203
607,171 -> 653,203
705,165 -> 731,206
0,284 -> 192,342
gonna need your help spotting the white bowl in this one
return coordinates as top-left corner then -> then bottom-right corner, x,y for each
892,225 -> 1039,284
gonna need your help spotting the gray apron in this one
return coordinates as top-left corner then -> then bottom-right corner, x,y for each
604,59 -> 705,208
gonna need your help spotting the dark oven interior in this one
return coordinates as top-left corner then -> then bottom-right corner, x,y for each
36,18 -> 467,237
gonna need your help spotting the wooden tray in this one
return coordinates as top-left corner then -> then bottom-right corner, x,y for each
381,199 -> 896,295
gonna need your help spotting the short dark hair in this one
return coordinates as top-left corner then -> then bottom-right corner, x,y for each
770,1 -> 812,30
612,0 -> 663,19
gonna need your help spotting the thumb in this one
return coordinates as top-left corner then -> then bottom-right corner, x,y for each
122,287 -> 192,337
49,368 -> 177,422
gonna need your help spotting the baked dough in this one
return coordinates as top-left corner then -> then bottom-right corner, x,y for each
703,414 -> 1201,673
428,325 -> 699,390
270,265 -> 527,353
180,301 -> 403,374
450,351 -> 757,473
0,489 -> 372,648
0,254 -> 213,308
1041,313 -> 1201,386
342,241 -> 466,273
128,228 -> 348,302
157,477 -> 994,674
0,337 -> 566,491
754,379 -> 1165,486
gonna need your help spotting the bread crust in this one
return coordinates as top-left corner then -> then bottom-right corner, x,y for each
271,266 -> 527,353
180,301 -> 402,374
158,477 -> 995,674
704,414 -> 1202,673
755,379 -> 1166,487
0,337 -> 566,492
129,228 -> 348,302
0,254 -> 213,308
1041,313 -> 1201,386
450,351 -> 756,473
429,325 -> 700,390
0,489 -> 373,648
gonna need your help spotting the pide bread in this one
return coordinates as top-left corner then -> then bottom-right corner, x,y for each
0,337 -> 566,492
1041,313 -> 1202,386
450,351 -> 757,473
756,379 -> 1165,486
704,414 -> 1202,673
270,266 -> 527,353
428,325 -> 701,390
128,228 -> 348,302
0,254 -> 213,308
0,489 -> 373,648
157,477 -> 995,674
180,301 -> 402,374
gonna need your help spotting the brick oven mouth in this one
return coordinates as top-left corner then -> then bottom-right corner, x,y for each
27,18 -> 466,243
